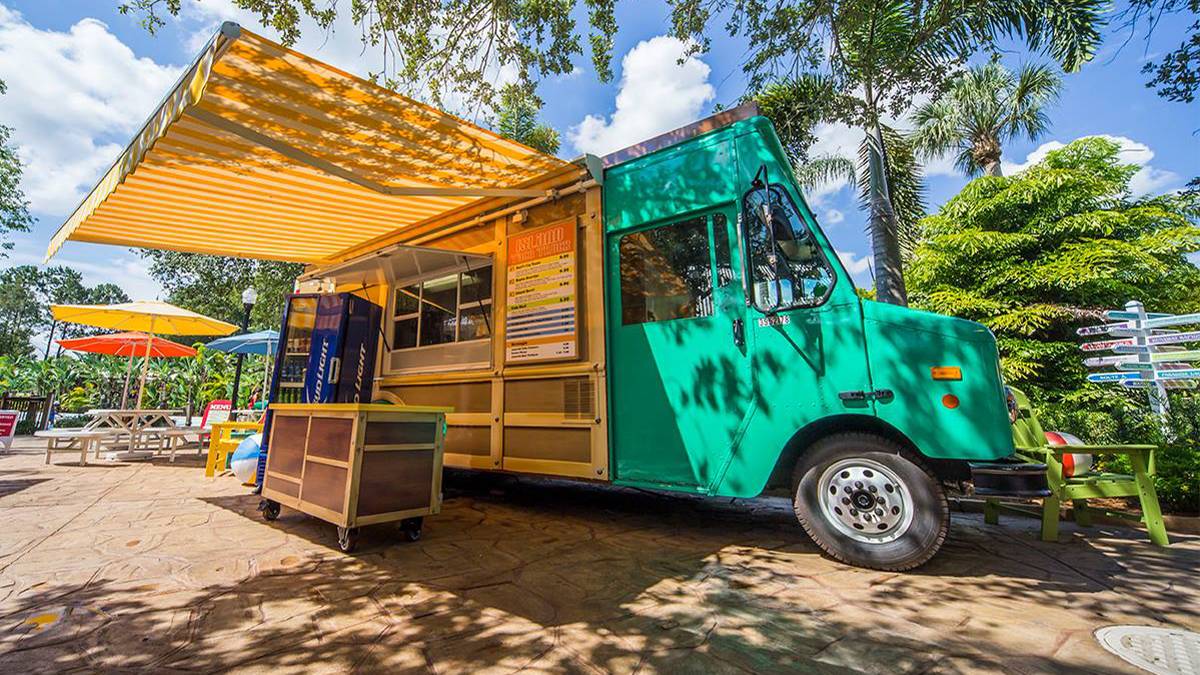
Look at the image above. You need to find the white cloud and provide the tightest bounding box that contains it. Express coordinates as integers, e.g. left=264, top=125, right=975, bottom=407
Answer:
left=836, top=249, right=872, bottom=280
left=569, top=36, right=715, bottom=156
left=822, top=209, right=845, bottom=225
left=5, top=234, right=162, bottom=301
left=0, top=5, right=182, bottom=216
left=1002, top=135, right=1181, bottom=196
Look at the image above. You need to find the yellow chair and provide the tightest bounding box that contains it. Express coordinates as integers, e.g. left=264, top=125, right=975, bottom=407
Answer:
left=205, top=421, right=263, bottom=478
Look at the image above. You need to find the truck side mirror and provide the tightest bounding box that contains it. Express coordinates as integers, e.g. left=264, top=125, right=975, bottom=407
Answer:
left=753, top=279, right=793, bottom=310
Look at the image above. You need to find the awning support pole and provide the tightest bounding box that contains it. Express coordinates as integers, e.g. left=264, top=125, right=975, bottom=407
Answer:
left=188, top=108, right=552, bottom=199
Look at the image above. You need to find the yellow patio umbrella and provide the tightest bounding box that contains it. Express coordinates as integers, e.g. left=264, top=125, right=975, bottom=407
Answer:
left=50, top=301, right=238, bottom=408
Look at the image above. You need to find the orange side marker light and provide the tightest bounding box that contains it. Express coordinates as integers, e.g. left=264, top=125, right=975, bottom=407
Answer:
left=931, top=366, right=962, bottom=381
left=942, top=394, right=960, bottom=409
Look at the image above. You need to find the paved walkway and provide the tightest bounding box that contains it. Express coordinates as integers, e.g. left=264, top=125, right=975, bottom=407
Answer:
left=0, top=437, right=1196, bottom=673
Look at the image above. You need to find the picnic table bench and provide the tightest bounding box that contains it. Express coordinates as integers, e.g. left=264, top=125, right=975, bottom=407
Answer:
left=35, top=429, right=115, bottom=466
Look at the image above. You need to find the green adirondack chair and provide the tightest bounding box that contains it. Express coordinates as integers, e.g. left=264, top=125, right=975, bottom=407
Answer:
left=984, top=387, right=1169, bottom=546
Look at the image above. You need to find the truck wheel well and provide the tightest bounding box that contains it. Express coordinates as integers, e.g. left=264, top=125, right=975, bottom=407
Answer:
left=764, top=415, right=970, bottom=491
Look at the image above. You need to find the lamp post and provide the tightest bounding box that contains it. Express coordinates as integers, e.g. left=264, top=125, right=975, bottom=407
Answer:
left=230, top=287, right=258, bottom=408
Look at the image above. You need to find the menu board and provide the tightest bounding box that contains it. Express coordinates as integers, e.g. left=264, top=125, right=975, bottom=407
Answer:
left=505, top=221, right=578, bottom=363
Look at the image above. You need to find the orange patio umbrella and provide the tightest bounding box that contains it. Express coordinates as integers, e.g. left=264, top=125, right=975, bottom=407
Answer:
left=57, top=332, right=197, bottom=409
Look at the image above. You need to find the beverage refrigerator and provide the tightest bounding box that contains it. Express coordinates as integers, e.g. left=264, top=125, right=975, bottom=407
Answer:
left=255, top=292, right=383, bottom=487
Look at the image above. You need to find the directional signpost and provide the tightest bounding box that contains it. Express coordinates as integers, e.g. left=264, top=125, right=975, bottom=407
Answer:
left=1078, top=301, right=1200, bottom=424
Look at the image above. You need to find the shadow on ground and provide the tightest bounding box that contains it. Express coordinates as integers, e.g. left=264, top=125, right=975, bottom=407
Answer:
left=3, top=467, right=1193, bottom=673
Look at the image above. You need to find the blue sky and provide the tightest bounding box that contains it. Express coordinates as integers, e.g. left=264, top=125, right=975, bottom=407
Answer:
left=0, top=0, right=1197, bottom=298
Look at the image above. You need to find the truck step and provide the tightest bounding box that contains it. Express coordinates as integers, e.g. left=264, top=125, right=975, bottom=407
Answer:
left=969, top=461, right=1051, bottom=497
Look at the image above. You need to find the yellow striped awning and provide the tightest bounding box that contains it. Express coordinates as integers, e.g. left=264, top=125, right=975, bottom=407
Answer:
left=46, top=22, right=570, bottom=264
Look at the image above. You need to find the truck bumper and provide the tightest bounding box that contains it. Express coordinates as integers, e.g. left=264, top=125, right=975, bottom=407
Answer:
left=969, top=460, right=1050, bottom=497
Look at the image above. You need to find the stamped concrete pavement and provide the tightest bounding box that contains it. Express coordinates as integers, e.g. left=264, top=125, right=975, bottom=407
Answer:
left=0, top=437, right=1196, bottom=673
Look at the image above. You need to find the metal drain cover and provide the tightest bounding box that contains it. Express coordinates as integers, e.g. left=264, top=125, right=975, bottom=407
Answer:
left=1095, top=625, right=1200, bottom=674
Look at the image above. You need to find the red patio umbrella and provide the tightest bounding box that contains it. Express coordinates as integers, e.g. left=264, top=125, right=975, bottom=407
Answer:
left=57, top=332, right=197, bottom=408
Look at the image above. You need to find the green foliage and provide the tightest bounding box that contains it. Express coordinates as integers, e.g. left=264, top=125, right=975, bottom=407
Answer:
left=752, top=79, right=926, bottom=251
left=494, top=83, right=560, bottom=155
left=0, top=80, right=33, bottom=256
left=911, top=136, right=1200, bottom=391
left=1122, top=1, right=1200, bottom=104
left=120, top=0, right=618, bottom=111
left=138, top=250, right=302, bottom=331
left=911, top=62, right=1060, bottom=176
left=722, top=0, right=1104, bottom=304
left=0, top=266, right=132, bottom=359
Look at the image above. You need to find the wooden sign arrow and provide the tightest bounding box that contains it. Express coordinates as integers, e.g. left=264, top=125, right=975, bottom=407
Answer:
left=1143, top=312, right=1200, bottom=329
left=1087, top=372, right=1141, bottom=383
left=1155, top=368, right=1200, bottom=380
left=1151, top=349, right=1200, bottom=362
left=1080, top=338, right=1135, bottom=352
left=1114, top=344, right=1187, bottom=354
left=1109, top=328, right=1178, bottom=337
left=1085, top=354, right=1136, bottom=367
left=1105, top=310, right=1171, bottom=321
left=1077, top=322, right=1131, bottom=336
left=1147, top=330, right=1200, bottom=346
left=1122, top=379, right=1198, bottom=389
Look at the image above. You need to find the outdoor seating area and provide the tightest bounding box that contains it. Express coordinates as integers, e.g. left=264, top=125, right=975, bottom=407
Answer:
left=985, top=388, right=1170, bottom=547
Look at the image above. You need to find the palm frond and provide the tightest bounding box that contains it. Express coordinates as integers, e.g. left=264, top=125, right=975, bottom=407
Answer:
left=794, top=154, right=857, bottom=190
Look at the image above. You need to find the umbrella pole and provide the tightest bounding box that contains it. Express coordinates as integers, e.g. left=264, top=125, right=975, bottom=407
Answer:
left=136, top=330, right=154, bottom=410
left=120, top=353, right=134, bottom=408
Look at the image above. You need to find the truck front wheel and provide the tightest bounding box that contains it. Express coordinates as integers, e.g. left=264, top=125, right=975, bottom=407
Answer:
left=792, top=433, right=948, bottom=571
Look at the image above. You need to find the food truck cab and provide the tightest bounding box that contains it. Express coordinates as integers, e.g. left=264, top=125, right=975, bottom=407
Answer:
left=47, top=23, right=1033, bottom=570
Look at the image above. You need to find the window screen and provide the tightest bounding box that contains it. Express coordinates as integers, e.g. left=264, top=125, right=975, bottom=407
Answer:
left=619, top=216, right=714, bottom=325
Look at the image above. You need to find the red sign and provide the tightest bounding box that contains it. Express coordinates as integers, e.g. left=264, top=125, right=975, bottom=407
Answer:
left=1080, top=338, right=1134, bottom=352
left=0, top=411, right=17, bottom=438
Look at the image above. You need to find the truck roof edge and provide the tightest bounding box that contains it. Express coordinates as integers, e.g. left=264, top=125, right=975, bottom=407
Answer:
left=600, top=101, right=761, bottom=169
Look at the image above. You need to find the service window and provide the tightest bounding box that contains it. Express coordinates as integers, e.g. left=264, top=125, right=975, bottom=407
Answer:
left=389, top=265, right=494, bottom=372
left=742, top=185, right=834, bottom=310
left=619, top=216, right=714, bottom=325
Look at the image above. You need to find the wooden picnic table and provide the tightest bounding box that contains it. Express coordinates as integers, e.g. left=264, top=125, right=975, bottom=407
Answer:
left=84, top=409, right=180, bottom=452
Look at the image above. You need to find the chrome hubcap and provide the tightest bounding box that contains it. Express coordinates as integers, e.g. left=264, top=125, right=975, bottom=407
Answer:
left=817, top=458, right=913, bottom=544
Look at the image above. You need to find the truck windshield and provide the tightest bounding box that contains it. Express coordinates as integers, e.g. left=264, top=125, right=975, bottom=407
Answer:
left=742, top=185, right=834, bottom=310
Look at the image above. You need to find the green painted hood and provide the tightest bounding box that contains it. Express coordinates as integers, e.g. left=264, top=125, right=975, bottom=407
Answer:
left=862, top=300, right=1014, bottom=461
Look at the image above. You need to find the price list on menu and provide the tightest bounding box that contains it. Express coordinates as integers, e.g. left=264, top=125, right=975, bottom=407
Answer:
left=505, top=221, right=578, bottom=363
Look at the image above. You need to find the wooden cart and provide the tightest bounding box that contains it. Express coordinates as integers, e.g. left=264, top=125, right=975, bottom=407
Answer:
left=260, top=403, right=448, bottom=551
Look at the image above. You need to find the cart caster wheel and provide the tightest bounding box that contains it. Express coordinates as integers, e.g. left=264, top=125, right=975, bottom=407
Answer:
left=399, top=517, right=423, bottom=542
left=336, top=526, right=360, bottom=553
left=260, top=499, right=281, bottom=521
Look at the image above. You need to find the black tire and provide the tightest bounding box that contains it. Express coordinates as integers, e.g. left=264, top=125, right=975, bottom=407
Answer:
left=398, top=517, right=423, bottom=542
left=336, top=526, right=359, bottom=553
left=260, top=499, right=281, bottom=521
left=792, top=432, right=948, bottom=571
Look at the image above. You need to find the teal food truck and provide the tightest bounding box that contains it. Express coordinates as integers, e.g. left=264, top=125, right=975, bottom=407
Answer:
left=49, top=24, right=1032, bottom=570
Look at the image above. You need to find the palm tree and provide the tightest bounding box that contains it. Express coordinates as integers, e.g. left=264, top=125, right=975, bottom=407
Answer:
left=911, top=63, right=1061, bottom=177
left=675, top=0, right=1104, bottom=305
left=755, top=76, right=929, bottom=262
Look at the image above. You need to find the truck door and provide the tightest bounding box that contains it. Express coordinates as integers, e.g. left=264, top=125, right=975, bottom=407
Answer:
left=713, top=176, right=876, bottom=496
left=607, top=208, right=754, bottom=491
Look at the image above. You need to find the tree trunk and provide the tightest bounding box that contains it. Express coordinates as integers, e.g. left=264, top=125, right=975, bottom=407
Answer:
left=44, top=321, right=56, bottom=359
left=974, top=135, right=1003, bottom=177
left=864, top=123, right=908, bottom=306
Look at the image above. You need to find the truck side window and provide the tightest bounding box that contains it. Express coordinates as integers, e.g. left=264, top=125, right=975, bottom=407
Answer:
left=743, top=185, right=834, bottom=309
left=619, top=216, right=714, bottom=325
